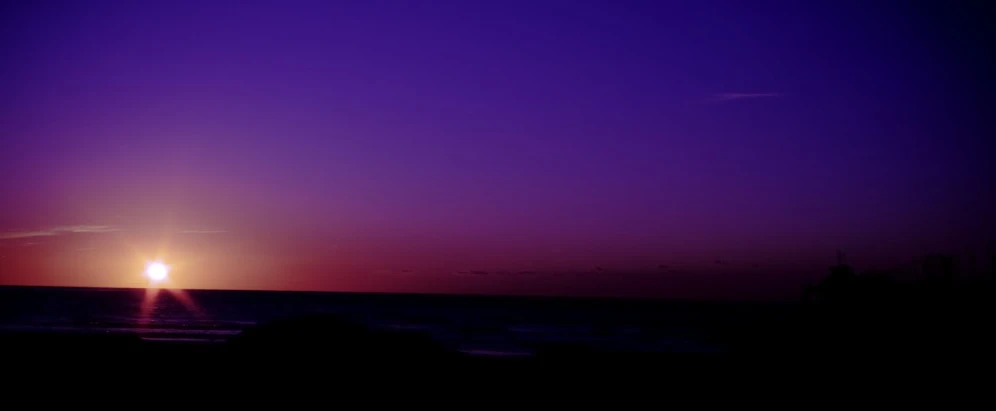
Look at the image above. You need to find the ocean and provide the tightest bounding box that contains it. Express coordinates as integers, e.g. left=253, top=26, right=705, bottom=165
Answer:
left=0, top=286, right=788, bottom=356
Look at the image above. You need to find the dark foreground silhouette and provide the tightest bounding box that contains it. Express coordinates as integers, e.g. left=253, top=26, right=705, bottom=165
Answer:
left=2, top=260, right=994, bottom=392
left=3, top=287, right=992, bottom=380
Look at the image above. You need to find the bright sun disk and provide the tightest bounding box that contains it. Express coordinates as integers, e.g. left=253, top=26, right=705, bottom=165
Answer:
left=145, top=261, right=169, bottom=282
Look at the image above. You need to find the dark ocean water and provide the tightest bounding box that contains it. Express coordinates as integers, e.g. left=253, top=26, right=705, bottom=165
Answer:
left=0, top=286, right=790, bottom=356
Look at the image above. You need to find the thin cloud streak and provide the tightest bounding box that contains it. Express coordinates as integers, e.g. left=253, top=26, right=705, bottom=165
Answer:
left=0, top=225, right=120, bottom=240
left=178, top=229, right=228, bottom=234
left=0, top=231, right=56, bottom=240
left=50, top=225, right=120, bottom=233
left=710, top=92, right=784, bottom=102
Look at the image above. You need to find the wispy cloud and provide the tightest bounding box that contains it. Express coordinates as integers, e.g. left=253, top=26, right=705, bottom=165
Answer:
left=0, top=225, right=120, bottom=240
left=710, top=92, right=784, bottom=102
left=178, top=229, right=227, bottom=234
left=0, top=231, right=57, bottom=240
left=52, top=225, right=119, bottom=233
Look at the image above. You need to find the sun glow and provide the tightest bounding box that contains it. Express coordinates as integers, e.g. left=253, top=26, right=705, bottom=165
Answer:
left=145, top=261, right=170, bottom=283
left=131, top=230, right=201, bottom=325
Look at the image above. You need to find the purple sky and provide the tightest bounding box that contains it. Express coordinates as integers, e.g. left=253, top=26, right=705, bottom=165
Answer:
left=2, top=0, right=994, bottom=298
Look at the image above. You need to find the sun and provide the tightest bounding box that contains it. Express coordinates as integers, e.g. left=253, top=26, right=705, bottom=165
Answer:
left=145, top=261, right=170, bottom=283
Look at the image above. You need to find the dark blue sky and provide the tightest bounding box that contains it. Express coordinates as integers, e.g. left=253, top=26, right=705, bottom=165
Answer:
left=2, top=0, right=993, bottom=298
